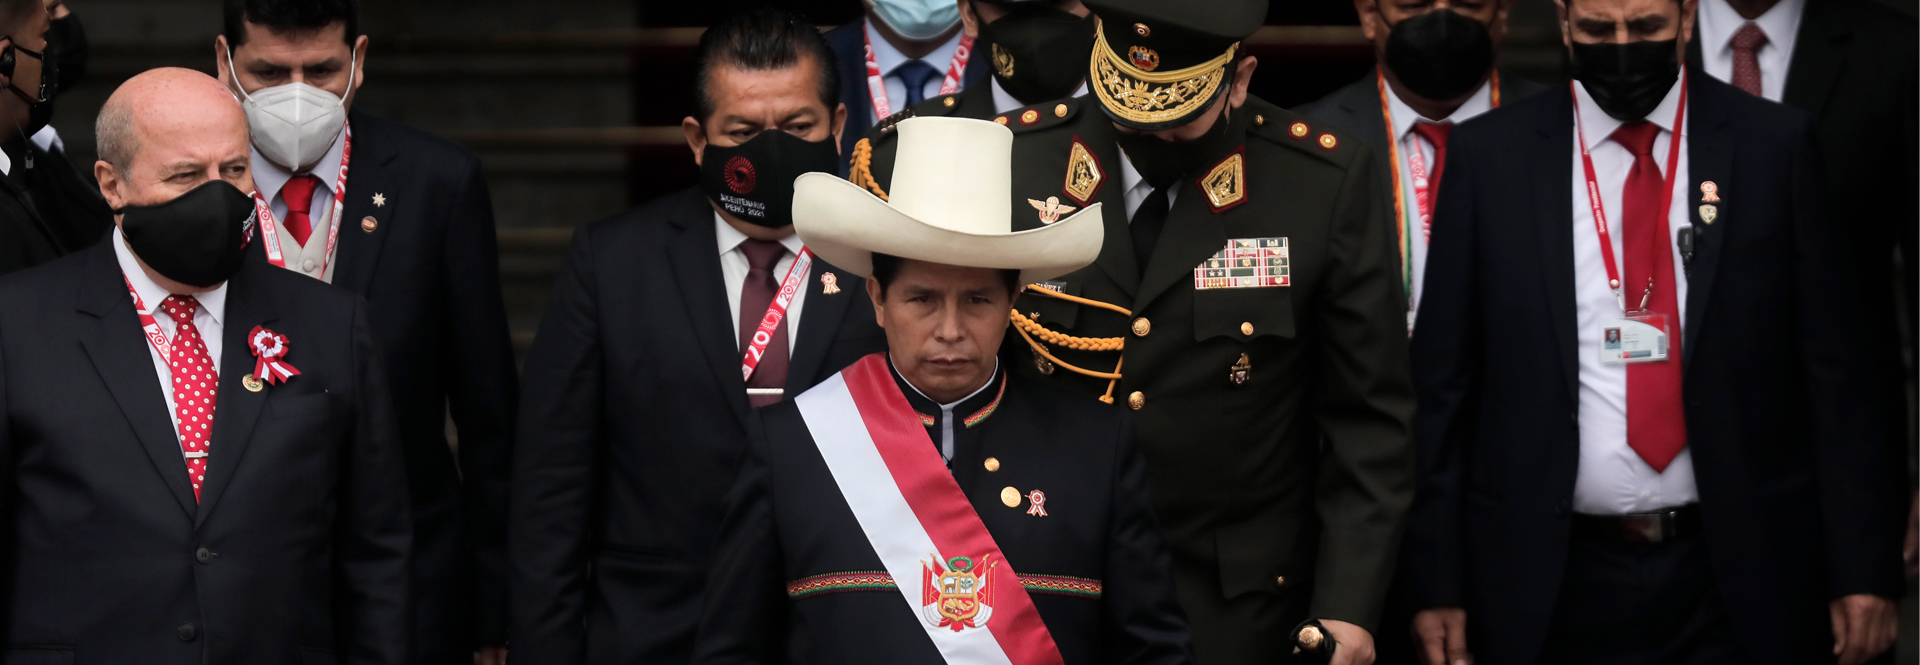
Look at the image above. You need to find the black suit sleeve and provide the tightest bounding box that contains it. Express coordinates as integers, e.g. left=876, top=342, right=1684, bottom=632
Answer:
left=1403, top=128, right=1482, bottom=611
left=508, top=227, right=606, bottom=662
left=341, top=298, right=416, bottom=664
left=692, top=410, right=788, bottom=665
left=1308, top=145, right=1418, bottom=631
left=1787, top=121, right=1907, bottom=599
left=438, top=154, right=519, bottom=646
left=1099, top=414, right=1193, bottom=665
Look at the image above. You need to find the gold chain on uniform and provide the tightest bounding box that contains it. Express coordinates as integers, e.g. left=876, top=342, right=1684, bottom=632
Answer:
left=849, top=137, right=890, bottom=200
left=1089, top=18, right=1237, bottom=126
left=1010, top=286, right=1130, bottom=403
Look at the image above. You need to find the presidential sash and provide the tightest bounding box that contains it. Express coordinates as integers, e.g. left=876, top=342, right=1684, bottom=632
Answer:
left=794, top=354, right=1065, bottom=665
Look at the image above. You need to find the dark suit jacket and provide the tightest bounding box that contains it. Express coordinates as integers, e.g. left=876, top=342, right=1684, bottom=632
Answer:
left=508, top=187, right=888, bottom=664
left=1406, top=72, right=1904, bottom=665
left=0, top=239, right=413, bottom=664
left=246, top=108, right=519, bottom=660
left=0, top=165, right=61, bottom=278
left=695, top=360, right=1190, bottom=665
left=824, top=19, right=991, bottom=163
left=1293, top=67, right=1548, bottom=212
left=1689, top=0, right=1919, bottom=457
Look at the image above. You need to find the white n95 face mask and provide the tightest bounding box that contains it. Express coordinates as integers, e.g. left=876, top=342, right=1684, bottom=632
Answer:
left=226, top=46, right=354, bottom=173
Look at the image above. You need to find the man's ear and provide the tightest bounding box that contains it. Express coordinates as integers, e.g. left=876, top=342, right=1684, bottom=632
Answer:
left=94, top=161, right=124, bottom=210
left=352, top=35, right=369, bottom=93
left=958, top=0, right=980, bottom=40
left=683, top=116, right=708, bottom=167
left=1554, top=0, right=1572, bottom=50
left=832, top=102, right=849, bottom=153
left=1228, top=56, right=1258, bottom=109
left=1354, top=0, right=1382, bottom=42
left=867, top=274, right=887, bottom=328
left=1677, top=0, right=1698, bottom=52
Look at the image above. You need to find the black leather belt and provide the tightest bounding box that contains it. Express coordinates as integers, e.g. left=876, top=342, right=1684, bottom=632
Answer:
left=1571, top=503, right=1703, bottom=543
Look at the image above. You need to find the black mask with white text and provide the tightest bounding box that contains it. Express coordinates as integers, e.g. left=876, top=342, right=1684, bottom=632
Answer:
left=118, top=180, right=256, bottom=288
left=700, top=128, right=840, bottom=228
left=1382, top=8, right=1495, bottom=102
left=977, top=4, right=1096, bottom=105
left=1570, top=39, right=1680, bottom=121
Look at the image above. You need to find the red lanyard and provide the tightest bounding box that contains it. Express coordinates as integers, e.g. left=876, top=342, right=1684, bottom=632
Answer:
left=124, top=274, right=173, bottom=360
left=255, top=121, right=353, bottom=278
left=1572, top=70, right=1687, bottom=313
left=740, top=246, right=813, bottom=381
left=1378, top=68, right=1499, bottom=308
left=862, top=28, right=972, bottom=120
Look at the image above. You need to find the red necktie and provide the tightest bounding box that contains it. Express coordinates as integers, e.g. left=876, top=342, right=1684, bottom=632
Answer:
left=1729, top=22, right=1768, bottom=97
left=738, top=239, right=791, bottom=408
left=1411, top=121, right=1453, bottom=219
left=162, top=295, right=218, bottom=502
left=281, top=175, right=322, bottom=247
left=1613, top=122, right=1687, bottom=472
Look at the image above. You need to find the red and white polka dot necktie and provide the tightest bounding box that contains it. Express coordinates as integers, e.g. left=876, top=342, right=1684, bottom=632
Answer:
left=162, top=295, right=217, bottom=502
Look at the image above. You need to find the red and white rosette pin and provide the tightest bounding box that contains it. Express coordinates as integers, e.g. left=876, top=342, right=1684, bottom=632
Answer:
left=1026, top=490, right=1048, bottom=517
left=247, top=325, right=301, bottom=385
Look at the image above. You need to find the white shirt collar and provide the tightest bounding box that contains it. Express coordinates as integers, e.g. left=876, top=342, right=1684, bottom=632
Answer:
left=894, top=355, right=1000, bottom=410
left=250, top=128, right=348, bottom=206
left=990, top=78, right=1090, bottom=115
left=1700, top=0, right=1806, bottom=62
left=864, top=17, right=963, bottom=79
left=29, top=125, right=61, bottom=154
left=0, top=146, right=14, bottom=177
left=111, top=225, right=228, bottom=327
left=713, top=211, right=805, bottom=257
left=1573, top=72, right=1687, bottom=149
left=1384, top=77, right=1496, bottom=139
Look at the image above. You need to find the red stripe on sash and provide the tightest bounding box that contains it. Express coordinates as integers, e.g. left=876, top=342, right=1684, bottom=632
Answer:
left=840, top=355, right=1065, bottom=665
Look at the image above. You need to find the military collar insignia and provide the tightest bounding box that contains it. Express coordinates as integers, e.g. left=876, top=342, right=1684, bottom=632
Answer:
left=912, top=372, right=1008, bottom=430
left=1028, top=196, right=1078, bottom=224
left=1199, top=147, right=1247, bottom=213
left=1062, top=137, right=1105, bottom=205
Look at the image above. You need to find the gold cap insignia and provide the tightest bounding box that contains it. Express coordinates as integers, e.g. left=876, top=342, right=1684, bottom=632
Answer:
left=1090, top=18, right=1237, bottom=128
left=1128, top=45, right=1160, bottom=71
left=1062, top=139, right=1104, bottom=205
left=1200, top=150, right=1247, bottom=212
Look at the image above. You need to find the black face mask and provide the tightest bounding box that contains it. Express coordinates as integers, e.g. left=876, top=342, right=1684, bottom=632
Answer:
left=1114, top=102, right=1242, bottom=189
left=0, top=39, right=56, bottom=137
left=1383, top=9, right=1495, bottom=102
left=47, top=14, right=86, bottom=97
left=977, top=4, right=1095, bottom=105
left=700, top=128, right=840, bottom=228
left=1570, top=39, right=1680, bottom=121
left=119, top=180, right=256, bottom=288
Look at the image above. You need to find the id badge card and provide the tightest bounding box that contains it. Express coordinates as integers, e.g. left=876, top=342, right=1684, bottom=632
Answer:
left=1601, top=312, right=1670, bottom=364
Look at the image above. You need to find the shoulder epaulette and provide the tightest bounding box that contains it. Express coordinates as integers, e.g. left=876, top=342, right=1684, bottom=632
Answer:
left=874, top=107, right=918, bottom=134
left=1244, top=99, right=1351, bottom=166
left=997, top=96, right=1085, bottom=134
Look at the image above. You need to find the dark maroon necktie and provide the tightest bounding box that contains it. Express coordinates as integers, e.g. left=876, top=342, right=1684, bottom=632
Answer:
left=739, top=239, right=792, bottom=407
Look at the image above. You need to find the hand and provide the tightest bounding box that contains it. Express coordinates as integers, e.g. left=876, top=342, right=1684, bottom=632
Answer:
left=1829, top=594, right=1896, bottom=665
left=1319, top=619, right=1375, bottom=665
left=1903, top=492, right=1917, bottom=579
left=1411, top=607, right=1470, bottom=665
left=474, top=645, right=508, bottom=665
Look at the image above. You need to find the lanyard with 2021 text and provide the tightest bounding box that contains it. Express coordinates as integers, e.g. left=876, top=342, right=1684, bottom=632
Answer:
left=1571, top=71, right=1687, bottom=314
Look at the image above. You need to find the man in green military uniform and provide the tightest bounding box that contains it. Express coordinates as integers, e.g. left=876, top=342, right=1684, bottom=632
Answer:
left=852, top=1, right=1413, bottom=663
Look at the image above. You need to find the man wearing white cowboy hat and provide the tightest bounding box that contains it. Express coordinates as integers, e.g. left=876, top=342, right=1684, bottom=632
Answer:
left=693, top=116, right=1191, bottom=665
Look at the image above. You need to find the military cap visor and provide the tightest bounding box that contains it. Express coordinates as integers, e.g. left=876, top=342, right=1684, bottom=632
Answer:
left=1084, top=0, right=1266, bottom=130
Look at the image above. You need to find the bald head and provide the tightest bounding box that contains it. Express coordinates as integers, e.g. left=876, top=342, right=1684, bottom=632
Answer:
left=96, top=68, right=255, bottom=214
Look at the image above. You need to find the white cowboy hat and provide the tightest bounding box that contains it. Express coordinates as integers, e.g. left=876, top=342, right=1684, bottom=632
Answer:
left=792, top=116, right=1103, bottom=285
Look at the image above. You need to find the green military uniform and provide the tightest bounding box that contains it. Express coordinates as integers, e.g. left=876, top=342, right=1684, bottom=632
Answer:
left=852, top=0, right=1414, bottom=661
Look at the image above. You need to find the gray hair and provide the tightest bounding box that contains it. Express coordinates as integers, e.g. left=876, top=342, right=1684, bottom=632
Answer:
left=94, top=98, right=138, bottom=176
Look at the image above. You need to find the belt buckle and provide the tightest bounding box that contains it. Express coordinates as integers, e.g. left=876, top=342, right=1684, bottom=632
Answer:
left=1620, top=514, right=1665, bottom=543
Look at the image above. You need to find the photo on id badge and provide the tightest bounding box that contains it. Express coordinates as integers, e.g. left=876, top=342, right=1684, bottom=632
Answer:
left=1602, top=314, right=1669, bottom=364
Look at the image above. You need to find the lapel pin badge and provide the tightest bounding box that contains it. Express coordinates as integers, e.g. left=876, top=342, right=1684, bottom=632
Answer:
left=372, top=193, right=388, bottom=207
left=1027, top=196, right=1076, bottom=224
left=1026, top=490, right=1048, bottom=517
left=241, top=374, right=265, bottom=392
left=821, top=272, right=841, bottom=295
left=1699, top=204, right=1718, bottom=225
left=361, top=216, right=378, bottom=233
left=1700, top=181, right=1720, bottom=203
left=1231, top=353, right=1252, bottom=385
left=247, top=326, right=301, bottom=387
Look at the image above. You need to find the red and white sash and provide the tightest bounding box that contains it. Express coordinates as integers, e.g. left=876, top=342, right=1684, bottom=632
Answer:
left=794, top=354, right=1064, bottom=665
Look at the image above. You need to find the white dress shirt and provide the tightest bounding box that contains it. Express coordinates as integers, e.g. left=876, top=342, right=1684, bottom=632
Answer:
left=250, top=130, right=348, bottom=282
left=113, top=226, right=229, bottom=449
left=863, top=18, right=966, bottom=124
left=29, top=125, right=61, bottom=154
left=1117, top=148, right=1179, bottom=221
left=716, top=213, right=809, bottom=349
left=1387, top=80, right=1495, bottom=328
left=1698, top=0, right=1806, bottom=102
left=989, top=78, right=1090, bottom=115
left=1569, top=79, right=1699, bottom=515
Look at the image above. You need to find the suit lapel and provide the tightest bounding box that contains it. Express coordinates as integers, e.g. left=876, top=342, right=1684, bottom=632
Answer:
left=1337, top=75, right=1396, bottom=199
left=195, top=265, right=281, bottom=527
left=1532, top=89, right=1582, bottom=401
left=667, top=197, right=752, bottom=424
left=1782, top=1, right=1848, bottom=119
left=331, top=112, right=399, bottom=295
left=74, top=243, right=198, bottom=518
left=788, top=258, right=857, bottom=390
left=1682, top=78, right=1734, bottom=373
